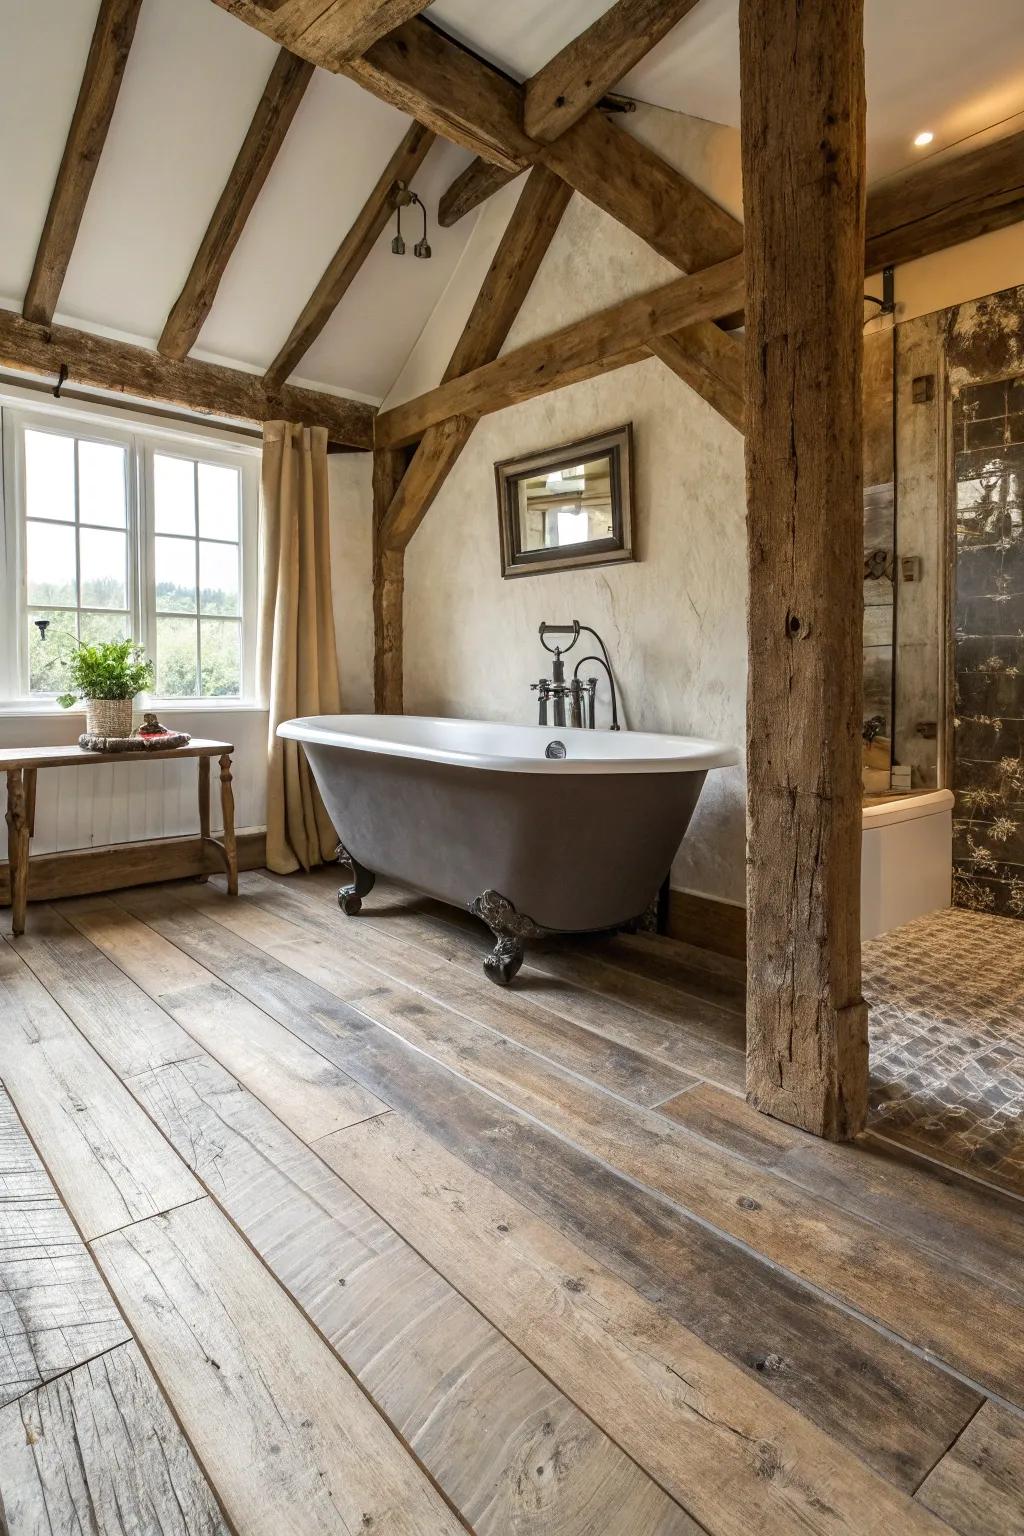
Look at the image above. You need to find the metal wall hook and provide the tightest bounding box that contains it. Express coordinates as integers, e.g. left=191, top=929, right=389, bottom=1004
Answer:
left=53, top=362, right=69, bottom=398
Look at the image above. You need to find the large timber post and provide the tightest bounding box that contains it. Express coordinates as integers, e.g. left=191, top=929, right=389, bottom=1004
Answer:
left=740, top=0, right=870, bottom=1138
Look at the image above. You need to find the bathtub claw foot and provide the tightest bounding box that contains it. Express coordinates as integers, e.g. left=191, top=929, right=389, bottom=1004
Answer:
left=336, top=845, right=375, bottom=916
left=484, top=937, right=524, bottom=987
left=471, top=889, right=546, bottom=986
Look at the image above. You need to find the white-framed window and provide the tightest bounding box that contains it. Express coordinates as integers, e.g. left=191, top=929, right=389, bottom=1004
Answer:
left=0, top=399, right=259, bottom=707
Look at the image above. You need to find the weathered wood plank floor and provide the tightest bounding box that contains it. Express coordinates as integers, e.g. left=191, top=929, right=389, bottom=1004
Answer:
left=1, top=869, right=1022, bottom=1536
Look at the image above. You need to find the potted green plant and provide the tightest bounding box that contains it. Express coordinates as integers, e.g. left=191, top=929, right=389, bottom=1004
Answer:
left=57, top=639, right=155, bottom=738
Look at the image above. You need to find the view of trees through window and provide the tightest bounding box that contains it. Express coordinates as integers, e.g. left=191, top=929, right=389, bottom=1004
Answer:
left=22, top=426, right=245, bottom=700
left=153, top=452, right=242, bottom=699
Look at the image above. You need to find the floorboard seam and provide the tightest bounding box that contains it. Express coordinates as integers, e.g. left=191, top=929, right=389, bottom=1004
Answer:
left=88, top=1192, right=209, bottom=1244
left=910, top=1397, right=989, bottom=1497
left=0, top=1338, right=135, bottom=1413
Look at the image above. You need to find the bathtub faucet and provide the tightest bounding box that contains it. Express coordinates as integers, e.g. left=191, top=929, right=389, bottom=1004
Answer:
left=533, top=621, right=621, bottom=730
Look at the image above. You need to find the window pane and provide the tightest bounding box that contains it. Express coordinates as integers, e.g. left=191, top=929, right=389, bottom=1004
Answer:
left=28, top=608, right=77, bottom=693
left=80, top=610, right=130, bottom=646
left=156, top=616, right=198, bottom=697
left=154, top=454, right=196, bottom=535
left=25, top=430, right=75, bottom=522
left=79, top=526, right=127, bottom=609
left=199, top=540, right=239, bottom=615
left=78, top=440, right=127, bottom=527
left=200, top=619, right=240, bottom=697
left=27, top=520, right=76, bottom=605
left=155, top=535, right=197, bottom=612
left=198, top=462, right=239, bottom=541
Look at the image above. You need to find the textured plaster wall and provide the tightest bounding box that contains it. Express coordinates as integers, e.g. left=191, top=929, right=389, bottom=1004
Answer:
left=397, top=107, right=748, bottom=902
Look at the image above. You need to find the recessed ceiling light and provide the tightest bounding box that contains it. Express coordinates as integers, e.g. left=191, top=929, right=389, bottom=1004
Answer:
left=913, top=130, right=934, bottom=147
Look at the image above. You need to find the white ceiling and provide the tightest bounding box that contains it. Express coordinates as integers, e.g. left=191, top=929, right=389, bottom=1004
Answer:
left=2, top=0, right=1022, bottom=407
left=433, top=0, right=1024, bottom=181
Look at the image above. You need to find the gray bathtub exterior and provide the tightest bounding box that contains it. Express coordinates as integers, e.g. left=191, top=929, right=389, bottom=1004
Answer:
left=302, top=738, right=707, bottom=935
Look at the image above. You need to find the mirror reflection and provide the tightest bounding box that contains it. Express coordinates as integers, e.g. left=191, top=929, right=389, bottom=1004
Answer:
left=516, top=457, right=614, bottom=551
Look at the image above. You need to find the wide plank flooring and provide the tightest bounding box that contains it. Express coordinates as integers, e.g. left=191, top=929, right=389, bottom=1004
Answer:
left=1, top=867, right=1022, bottom=1536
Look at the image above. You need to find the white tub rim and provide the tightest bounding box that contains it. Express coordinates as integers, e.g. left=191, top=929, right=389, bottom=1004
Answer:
left=277, top=713, right=739, bottom=775
left=862, top=789, right=954, bottom=829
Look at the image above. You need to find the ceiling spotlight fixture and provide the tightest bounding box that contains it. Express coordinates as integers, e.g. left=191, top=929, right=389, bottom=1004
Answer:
left=391, top=181, right=431, bottom=259
left=913, top=130, right=934, bottom=147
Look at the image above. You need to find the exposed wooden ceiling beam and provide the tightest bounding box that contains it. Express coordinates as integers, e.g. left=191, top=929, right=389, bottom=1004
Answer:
left=215, top=3, right=533, bottom=169
left=0, top=308, right=374, bottom=448
left=158, top=49, right=314, bottom=362
left=380, top=166, right=574, bottom=550
left=865, top=127, right=1024, bottom=272
left=524, top=0, right=702, bottom=143
left=543, top=111, right=743, bottom=272
left=650, top=323, right=744, bottom=432
left=438, top=160, right=519, bottom=228
left=264, top=121, right=434, bottom=388
left=374, top=252, right=745, bottom=448
left=23, top=0, right=143, bottom=326
left=217, top=0, right=435, bottom=62
left=213, top=1, right=743, bottom=430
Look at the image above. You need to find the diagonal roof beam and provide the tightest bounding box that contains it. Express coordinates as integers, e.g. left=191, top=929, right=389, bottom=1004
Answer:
left=374, top=252, right=746, bottom=448
left=158, top=48, right=314, bottom=361
left=525, top=0, right=703, bottom=143
left=264, top=120, right=434, bottom=387
left=24, top=0, right=144, bottom=326
left=217, top=0, right=435, bottom=62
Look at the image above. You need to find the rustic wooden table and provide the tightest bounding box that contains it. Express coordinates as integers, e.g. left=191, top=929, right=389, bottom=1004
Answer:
left=2, top=738, right=237, bottom=935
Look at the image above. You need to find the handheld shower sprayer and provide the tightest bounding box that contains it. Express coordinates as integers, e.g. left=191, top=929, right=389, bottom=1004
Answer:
left=532, top=620, right=622, bottom=730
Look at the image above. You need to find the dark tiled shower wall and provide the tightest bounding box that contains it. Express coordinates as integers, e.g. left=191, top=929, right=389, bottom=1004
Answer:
left=953, top=376, right=1024, bottom=918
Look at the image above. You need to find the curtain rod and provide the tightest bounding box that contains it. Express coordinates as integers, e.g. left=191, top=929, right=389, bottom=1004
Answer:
left=0, top=368, right=263, bottom=443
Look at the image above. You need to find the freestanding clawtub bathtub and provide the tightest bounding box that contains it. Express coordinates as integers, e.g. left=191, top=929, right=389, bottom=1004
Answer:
left=278, top=714, right=738, bottom=984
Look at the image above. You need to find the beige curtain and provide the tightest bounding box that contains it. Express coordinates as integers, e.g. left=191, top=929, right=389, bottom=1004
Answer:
left=259, top=422, right=342, bottom=874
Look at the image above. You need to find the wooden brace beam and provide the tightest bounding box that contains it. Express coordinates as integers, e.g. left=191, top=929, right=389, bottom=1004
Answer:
left=159, top=49, right=314, bottom=361
left=0, top=308, right=375, bottom=448
left=23, top=0, right=143, bottom=326
left=374, top=253, right=745, bottom=448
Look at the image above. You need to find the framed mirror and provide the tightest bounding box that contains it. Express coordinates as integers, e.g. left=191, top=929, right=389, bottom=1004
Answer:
left=494, top=424, right=633, bottom=578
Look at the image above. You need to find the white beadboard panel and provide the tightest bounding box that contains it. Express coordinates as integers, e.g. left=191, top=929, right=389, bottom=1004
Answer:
left=0, top=709, right=268, bottom=860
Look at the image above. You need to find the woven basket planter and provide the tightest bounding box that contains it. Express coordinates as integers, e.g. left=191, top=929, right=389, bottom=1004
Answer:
left=85, top=697, right=134, bottom=737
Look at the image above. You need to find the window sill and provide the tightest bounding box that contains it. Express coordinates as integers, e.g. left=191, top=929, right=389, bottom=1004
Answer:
left=0, top=699, right=268, bottom=718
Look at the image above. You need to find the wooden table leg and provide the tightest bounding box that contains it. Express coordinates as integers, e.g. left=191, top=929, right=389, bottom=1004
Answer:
left=219, top=752, right=238, bottom=896
left=24, top=768, right=37, bottom=838
left=6, top=769, right=30, bottom=936
left=196, top=755, right=211, bottom=883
